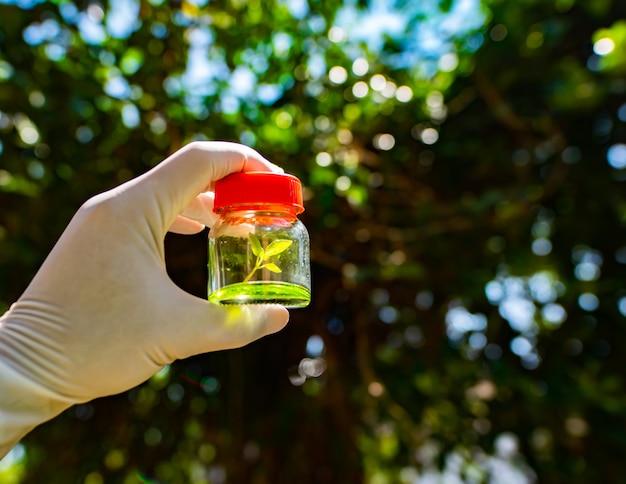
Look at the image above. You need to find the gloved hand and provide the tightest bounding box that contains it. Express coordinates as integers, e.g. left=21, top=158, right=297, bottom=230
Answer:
left=0, top=141, right=290, bottom=457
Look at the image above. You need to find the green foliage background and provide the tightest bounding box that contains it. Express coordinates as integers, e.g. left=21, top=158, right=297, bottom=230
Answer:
left=1, top=0, right=626, bottom=482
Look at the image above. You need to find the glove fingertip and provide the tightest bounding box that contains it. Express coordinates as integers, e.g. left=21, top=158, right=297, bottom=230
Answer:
left=261, top=305, right=290, bottom=335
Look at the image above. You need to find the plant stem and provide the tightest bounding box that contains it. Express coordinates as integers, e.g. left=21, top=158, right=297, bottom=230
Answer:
left=242, top=257, right=263, bottom=283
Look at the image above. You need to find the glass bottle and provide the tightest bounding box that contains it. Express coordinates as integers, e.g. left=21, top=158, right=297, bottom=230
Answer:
left=208, top=171, right=311, bottom=308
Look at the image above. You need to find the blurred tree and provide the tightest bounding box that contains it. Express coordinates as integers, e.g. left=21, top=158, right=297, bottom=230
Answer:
left=1, top=0, right=626, bottom=482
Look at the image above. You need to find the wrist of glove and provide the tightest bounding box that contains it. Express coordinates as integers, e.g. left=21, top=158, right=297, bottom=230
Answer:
left=0, top=354, right=71, bottom=457
left=0, top=141, right=290, bottom=457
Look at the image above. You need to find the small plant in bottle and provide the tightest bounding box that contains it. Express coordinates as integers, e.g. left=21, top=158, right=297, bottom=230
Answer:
left=243, top=234, right=292, bottom=283
left=207, top=172, right=311, bottom=308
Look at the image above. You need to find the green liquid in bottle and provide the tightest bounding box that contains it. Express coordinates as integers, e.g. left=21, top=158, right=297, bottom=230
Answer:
left=208, top=281, right=310, bottom=308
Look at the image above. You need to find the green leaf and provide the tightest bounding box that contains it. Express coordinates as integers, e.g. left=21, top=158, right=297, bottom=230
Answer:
left=263, top=239, right=293, bottom=258
left=263, top=263, right=282, bottom=273
left=249, top=233, right=264, bottom=257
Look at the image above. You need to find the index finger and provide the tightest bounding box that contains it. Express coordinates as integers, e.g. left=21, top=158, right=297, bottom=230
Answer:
left=158, top=140, right=282, bottom=195
left=129, top=141, right=283, bottom=233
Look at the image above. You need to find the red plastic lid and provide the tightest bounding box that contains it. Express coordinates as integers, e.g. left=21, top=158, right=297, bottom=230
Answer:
left=213, top=171, right=304, bottom=214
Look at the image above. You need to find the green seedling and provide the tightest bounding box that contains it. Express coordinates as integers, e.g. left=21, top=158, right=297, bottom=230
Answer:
left=243, top=233, right=293, bottom=283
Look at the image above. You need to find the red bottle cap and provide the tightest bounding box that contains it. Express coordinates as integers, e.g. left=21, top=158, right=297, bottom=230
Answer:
left=213, top=171, right=304, bottom=214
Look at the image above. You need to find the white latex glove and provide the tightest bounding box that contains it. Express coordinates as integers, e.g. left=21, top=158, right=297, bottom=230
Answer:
left=0, top=141, right=290, bottom=457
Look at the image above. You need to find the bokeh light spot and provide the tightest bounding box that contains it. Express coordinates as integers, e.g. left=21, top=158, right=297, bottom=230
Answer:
left=299, top=357, right=326, bottom=378
left=420, top=128, right=439, bottom=145
left=593, top=37, right=615, bottom=56
left=329, top=65, right=348, bottom=84
left=29, top=91, right=45, bottom=107
left=565, top=416, right=589, bottom=437
left=607, top=143, right=626, bottom=169
left=532, top=238, right=552, bottom=256
left=469, top=332, right=487, bottom=350
left=275, top=111, right=293, bottom=128
left=415, top=290, right=434, bottom=309
left=485, top=344, right=503, bottom=360
left=373, top=133, right=395, bottom=150
left=574, top=262, right=600, bottom=281
left=352, top=81, right=369, bottom=98
left=144, top=427, right=162, bottom=446
left=328, top=26, right=346, bottom=42
left=510, top=336, right=533, bottom=357
left=104, top=449, right=125, bottom=470
left=395, top=85, right=413, bottom=102
left=306, top=335, right=325, bottom=357
left=167, top=383, right=185, bottom=402
left=352, top=58, right=369, bottom=76
left=526, top=31, right=544, bottom=49
left=541, top=303, right=566, bottom=327
left=490, top=24, right=508, bottom=41
left=578, top=293, right=599, bottom=311
left=379, top=305, right=399, bottom=324
left=369, top=74, right=386, bottom=91
left=335, top=175, right=351, bottom=191
left=368, top=381, right=384, bottom=397
left=315, top=151, right=332, bottom=167
left=76, top=126, right=94, bottom=143
left=201, top=376, right=220, bottom=395
left=617, top=296, right=626, bottom=316
left=438, top=52, right=458, bottom=72
left=0, top=61, right=14, bottom=81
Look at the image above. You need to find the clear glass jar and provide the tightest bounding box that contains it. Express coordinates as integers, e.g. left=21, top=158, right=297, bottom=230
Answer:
left=208, top=171, right=311, bottom=308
